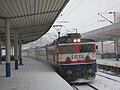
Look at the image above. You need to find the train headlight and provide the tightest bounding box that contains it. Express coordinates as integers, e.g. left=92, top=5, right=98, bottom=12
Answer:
left=73, top=39, right=81, bottom=42
left=77, top=39, right=81, bottom=42
left=73, top=39, right=77, bottom=42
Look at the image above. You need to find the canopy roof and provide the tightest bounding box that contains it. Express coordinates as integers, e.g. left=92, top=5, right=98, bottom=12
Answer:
left=0, top=0, right=69, bottom=45
left=82, top=22, right=120, bottom=42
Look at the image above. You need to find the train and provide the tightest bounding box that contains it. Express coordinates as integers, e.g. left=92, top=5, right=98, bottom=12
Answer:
left=27, top=33, right=97, bottom=82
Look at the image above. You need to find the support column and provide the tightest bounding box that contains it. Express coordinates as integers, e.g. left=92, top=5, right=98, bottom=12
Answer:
left=5, top=18, right=11, bottom=77
left=115, top=37, right=119, bottom=61
left=101, top=41, right=104, bottom=59
left=14, top=30, right=18, bottom=69
left=0, top=37, right=2, bottom=64
left=11, top=46, right=13, bottom=56
left=114, top=40, right=116, bottom=54
left=19, top=36, right=23, bottom=65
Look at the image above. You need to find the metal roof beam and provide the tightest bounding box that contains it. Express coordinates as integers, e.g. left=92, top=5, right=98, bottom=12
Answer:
left=10, top=10, right=59, bottom=19
left=0, top=27, right=5, bottom=29
left=22, top=39, right=36, bottom=44
left=12, top=23, right=51, bottom=30
left=22, top=36, right=39, bottom=40
left=21, top=32, right=44, bottom=38
left=0, top=16, right=7, bottom=19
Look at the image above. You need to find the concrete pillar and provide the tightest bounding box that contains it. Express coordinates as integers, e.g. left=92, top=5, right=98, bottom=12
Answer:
left=11, top=46, right=13, bottom=56
left=0, top=37, right=2, bottom=64
left=101, top=41, right=104, bottom=59
left=114, top=40, right=116, bottom=54
left=14, top=30, right=18, bottom=69
left=19, top=36, right=23, bottom=65
left=5, top=18, right=11, bottom=77
left=115, top=37, right=119, bottom=61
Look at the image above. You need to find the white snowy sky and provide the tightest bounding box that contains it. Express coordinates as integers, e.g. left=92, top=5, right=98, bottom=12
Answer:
left=27, top=0, right=120, bottom=47
left=50, top=0, right=120, bottom=34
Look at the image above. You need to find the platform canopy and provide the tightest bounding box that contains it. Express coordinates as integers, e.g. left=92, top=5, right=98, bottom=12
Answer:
left=0, top=0, right=69, bottom=44
left=82, top=22, right=120, bottom=42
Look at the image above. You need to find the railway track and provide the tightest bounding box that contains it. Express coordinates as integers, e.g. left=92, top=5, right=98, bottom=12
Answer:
left=97, top=69, right=120, bottom=77
left=68, top=71, right=120, bottom=90
left=96, top=73, right=120, bottom=83
left=70, top=82, right=99, bottom=90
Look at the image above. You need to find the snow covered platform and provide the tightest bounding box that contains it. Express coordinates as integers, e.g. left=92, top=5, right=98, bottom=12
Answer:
left=0, top=57, right=73, bottom=90
left=97, top=58, right=120, bottom=68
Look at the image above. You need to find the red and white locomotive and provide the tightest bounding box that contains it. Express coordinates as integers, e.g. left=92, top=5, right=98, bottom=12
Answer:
left=29, top=33, right=97, bottom=82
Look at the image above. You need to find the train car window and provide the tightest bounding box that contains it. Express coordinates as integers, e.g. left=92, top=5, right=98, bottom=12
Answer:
left=80, top=44, right=94, bottom=53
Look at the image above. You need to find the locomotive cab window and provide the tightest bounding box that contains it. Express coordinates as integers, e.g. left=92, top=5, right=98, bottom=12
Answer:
left=60, top=45, right=76, bottom=54
left=80, top=44, right=94, bottom=53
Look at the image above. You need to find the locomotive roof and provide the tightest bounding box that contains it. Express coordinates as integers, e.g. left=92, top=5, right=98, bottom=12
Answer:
left=63, top=33, right=81, bottom=38
left=59, top=33, right=95, bottom=43
left=47, top=33, right=95, bottom=46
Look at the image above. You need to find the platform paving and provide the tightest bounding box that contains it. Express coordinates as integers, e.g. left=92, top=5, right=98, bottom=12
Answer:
left=0, top=57, right=73, bottom=90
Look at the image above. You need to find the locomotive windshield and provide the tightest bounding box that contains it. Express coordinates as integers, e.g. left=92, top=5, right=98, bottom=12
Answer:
left=58, top=44, right=95, bottom=54
left=60, top=45, right=76, bottom=54
left=80, top=44, right=94, bottom=53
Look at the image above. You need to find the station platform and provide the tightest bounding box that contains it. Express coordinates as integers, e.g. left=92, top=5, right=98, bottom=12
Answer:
left=97, top=58, right=120, bottom=68
left=0, top=57, right=73, bottom=90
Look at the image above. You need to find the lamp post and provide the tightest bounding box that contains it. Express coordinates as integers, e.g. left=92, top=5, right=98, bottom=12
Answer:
left=108, top=12, right=119, bottom=60
left=98, top=12, right=115, bottom=59
left=53, top=25, right=63, bottom=38
left=108, top=12, right=116, bottom=23
left=98, top=12, right=119, bottom=60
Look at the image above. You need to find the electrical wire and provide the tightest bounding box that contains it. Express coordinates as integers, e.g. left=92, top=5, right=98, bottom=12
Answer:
left=68, top=1, right=120, bottom=31
left=61, top=0, right=84, bottom=21
left=56, top=0, right=120, bottom=35
left=62, top=0, right=77, bottom=15
left=105, top=2, right=120, bottom=12
left=73, top=15, right=98, bottom=28
left=56, top=0, right=77, bottom=21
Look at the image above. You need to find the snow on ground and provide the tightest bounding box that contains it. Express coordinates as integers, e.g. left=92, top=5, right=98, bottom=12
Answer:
left=97, top=58, right=120, bottom=67
left=71, top=71, right=120, bottom=90
left=91, top=71, right=120, bottom=90
left=75, top=85, right=94, bottom=90
left=1, top=57, right=120, bottom=90
left=0, top=57, right=73, bottom=90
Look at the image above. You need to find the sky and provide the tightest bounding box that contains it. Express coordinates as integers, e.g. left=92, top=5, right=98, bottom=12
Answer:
left=27, top=0, right=120, bottom=47
left=52, top=0, right=120, bottom=34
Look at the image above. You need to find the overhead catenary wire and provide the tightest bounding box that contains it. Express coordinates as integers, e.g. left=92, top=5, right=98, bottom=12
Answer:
left=54, top=0, right=120, bottom=36
left=61, top=0, right=77, bottom=15
left=60, top=0, right=84, bottom=21
left=67, top=15, right=113, bottom=34
left=73, top=15, right=98, bottom=28
left=56, top=0, right=77, bottom=21
left=68, top=1, right=120, bottom=32
left=105, top=2, right=120, bottom=12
